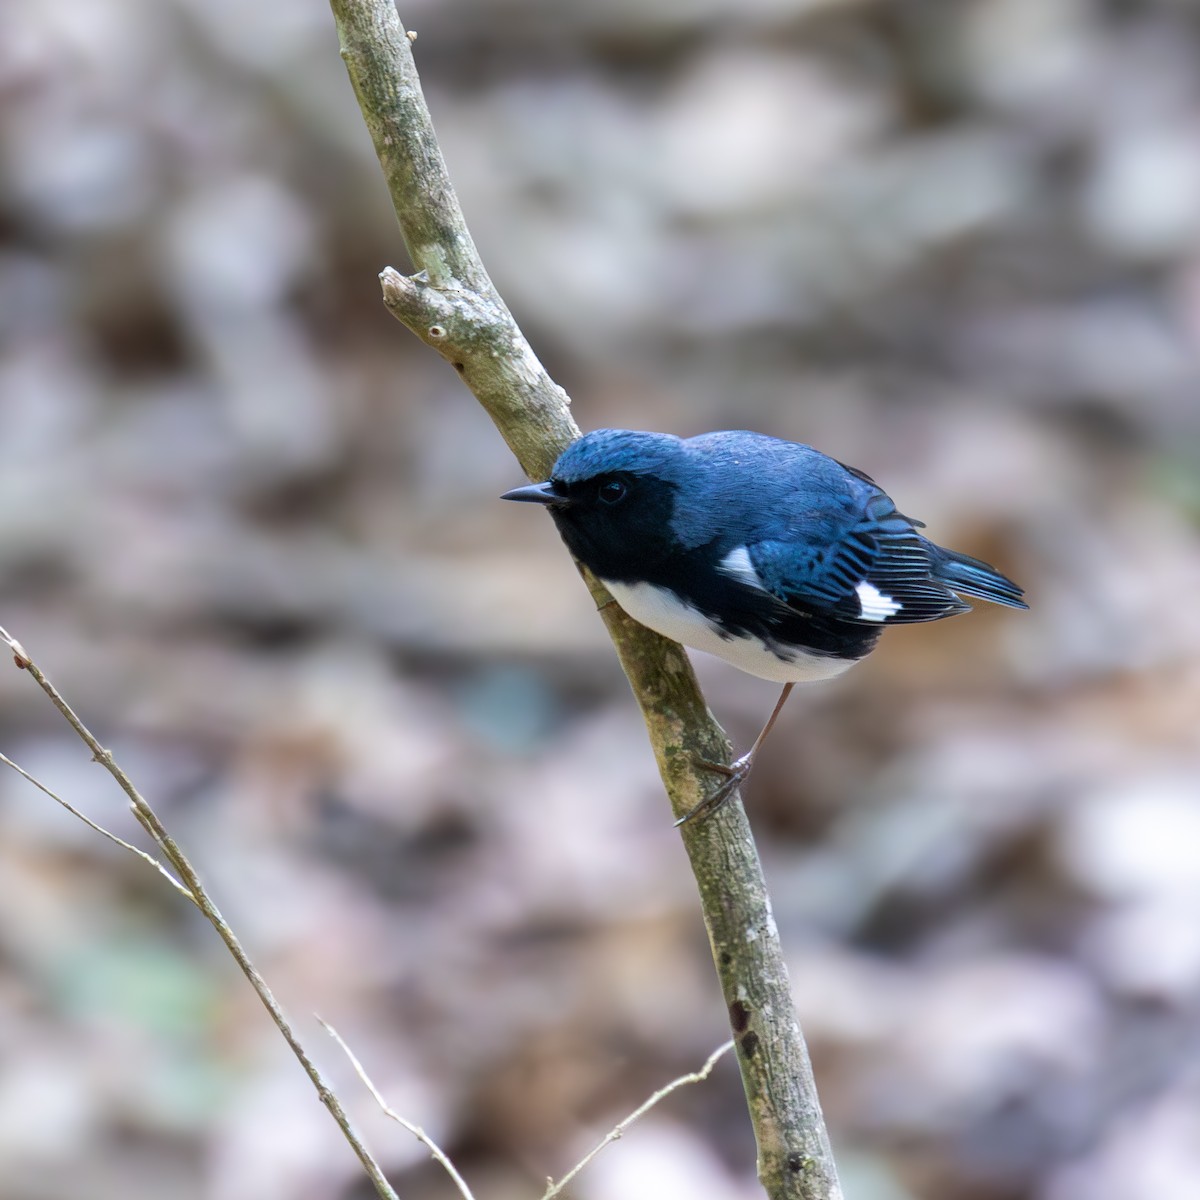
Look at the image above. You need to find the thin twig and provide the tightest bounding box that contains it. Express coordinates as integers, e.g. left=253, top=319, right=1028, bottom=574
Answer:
left=0, top=626, right=400, bottom=1200
left=319, top=1017, right=477, bottom=1200
left=542, top=1040, right=735, bottom=1200
left=0, top=750, right=195, bottom=903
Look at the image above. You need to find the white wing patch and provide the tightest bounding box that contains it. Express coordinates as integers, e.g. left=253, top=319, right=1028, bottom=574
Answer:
left=855, top=580, right=902, bottom=621
left=718, top=545, right=764, bottom=589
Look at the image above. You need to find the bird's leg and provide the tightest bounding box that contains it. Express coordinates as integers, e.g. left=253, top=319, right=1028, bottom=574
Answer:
left=677, top=683, right=794, bottom=826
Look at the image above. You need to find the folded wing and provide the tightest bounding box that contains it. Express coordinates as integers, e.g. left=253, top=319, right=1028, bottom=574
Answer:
left=741, top=494, right=1003, bottom=626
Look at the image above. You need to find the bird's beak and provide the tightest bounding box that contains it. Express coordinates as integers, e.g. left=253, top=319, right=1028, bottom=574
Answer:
left=500, top=481, right=571, bottom=506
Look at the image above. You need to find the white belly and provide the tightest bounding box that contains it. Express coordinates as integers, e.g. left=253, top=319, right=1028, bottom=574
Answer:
left=603, top=579, right=857, bottom=684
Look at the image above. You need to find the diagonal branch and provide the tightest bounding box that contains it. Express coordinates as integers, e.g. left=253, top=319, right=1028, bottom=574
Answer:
left=542, top=1040, right=735, bottom=1200
left=0, top=626, right=400, bottom=1200
left=320, top=1019, right=477, bottom=1200
left=0, top=749, right=195, bottom=903
left=329, top=5, right=842, bottom=1197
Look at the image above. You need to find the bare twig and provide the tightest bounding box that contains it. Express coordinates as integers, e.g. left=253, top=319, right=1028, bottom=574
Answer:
left=320, top=1017, right=732, bottom=1200
left=0, top=626, right=400, bottom=1200
left=319, top=1018, right=477, bottom=1200
left=328, top=5, right=842, bottom=1197
left=0, top=750, right=195, bottom=903
left=542, top=1040, right=735, bottom=1200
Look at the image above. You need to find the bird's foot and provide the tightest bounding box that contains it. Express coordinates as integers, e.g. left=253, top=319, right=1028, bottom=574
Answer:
left=675, top=753, right=753, bottom=827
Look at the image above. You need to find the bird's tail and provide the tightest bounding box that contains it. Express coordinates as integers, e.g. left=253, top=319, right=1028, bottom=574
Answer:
left=929, top=544, right=1028, bottom=609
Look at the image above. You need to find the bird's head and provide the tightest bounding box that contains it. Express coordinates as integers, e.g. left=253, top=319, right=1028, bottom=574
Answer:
left=501, top=429, right=687, bottom=580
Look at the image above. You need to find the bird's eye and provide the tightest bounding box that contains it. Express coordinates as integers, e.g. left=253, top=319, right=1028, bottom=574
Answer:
left=598, top=479, right=626, bottom=504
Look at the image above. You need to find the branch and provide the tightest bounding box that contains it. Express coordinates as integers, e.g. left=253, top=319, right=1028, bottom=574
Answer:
left=0, top=749, right=195, bottom=903
left=320, top=1019, right=476, bottom=1200
left=542, top=1040, right=735, bottom=1200
left=329, top=6, right=843, bottom=1197
left=0, top=627, right=400, bottom=1200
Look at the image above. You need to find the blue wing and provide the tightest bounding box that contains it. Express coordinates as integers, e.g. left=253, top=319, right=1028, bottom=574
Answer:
left=683, top=432, right=1026, bottom=626
left=744, top=493, right=973, bottom=626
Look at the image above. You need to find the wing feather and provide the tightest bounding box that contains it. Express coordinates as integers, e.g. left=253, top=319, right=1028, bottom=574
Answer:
left=746, top=495, right=969, bottom=626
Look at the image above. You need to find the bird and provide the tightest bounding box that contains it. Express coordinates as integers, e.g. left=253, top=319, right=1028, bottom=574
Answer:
left=502, top=428, right=1027, bottom=822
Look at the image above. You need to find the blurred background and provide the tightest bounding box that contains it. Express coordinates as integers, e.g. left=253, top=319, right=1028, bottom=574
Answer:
left=1, top=0, right=1199, bottom=1198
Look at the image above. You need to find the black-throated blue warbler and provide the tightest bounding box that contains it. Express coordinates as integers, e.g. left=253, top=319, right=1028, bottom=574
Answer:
left=503, top=429, right=1027, bottom=821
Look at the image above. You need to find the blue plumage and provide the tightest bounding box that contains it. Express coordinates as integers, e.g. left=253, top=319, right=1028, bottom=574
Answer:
left=503, top=428, right=1027, bottom=819
left=531, top=428, right=1024, bottom=646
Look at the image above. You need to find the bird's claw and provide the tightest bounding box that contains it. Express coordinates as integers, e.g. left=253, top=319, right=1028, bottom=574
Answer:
left=675, top=754, right=752, bottom=826
left=692, top=755, right=742, bottom=779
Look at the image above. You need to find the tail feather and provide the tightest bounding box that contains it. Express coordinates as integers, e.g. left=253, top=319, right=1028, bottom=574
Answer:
left=929, top=545, right=1028, bottom=610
